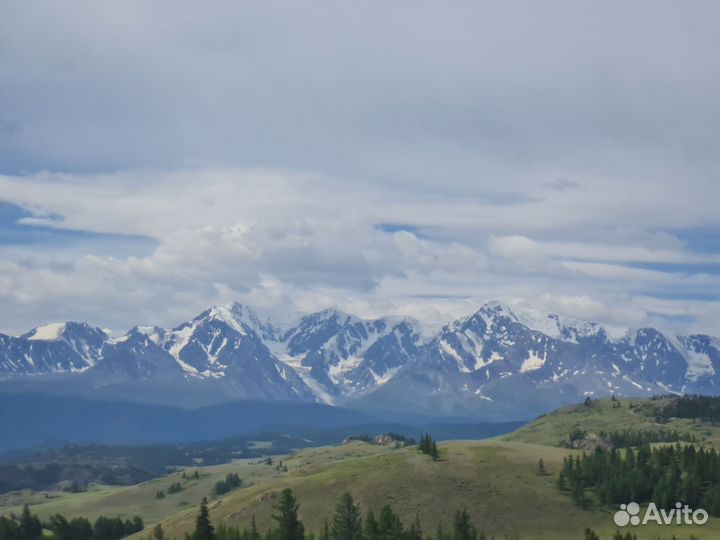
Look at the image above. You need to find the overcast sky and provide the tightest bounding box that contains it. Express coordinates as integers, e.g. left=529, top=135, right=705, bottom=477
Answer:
left=1, top=0, right=720, bottom=335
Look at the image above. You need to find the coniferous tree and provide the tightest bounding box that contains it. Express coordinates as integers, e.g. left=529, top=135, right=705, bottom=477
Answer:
left=330, top=492, right=362, bottom=540
left=364, top=511, right=379, bottom=540
left=408, top=513, right=422, bottom=540
left=272, top=488, right=304, bottom=540
left=378, top=505, right=403, bottom=540
left=69, top=517, right=93, bottom=540
left=320, top=518, right=330, bottom=540
left=47, top=514, right=71, bottom=540
left=19, top=504, right=42, bottom=540
left=194, top=498, right=216, bottom=540
left=0, top=516, right=21, bottom=540
left=431, top=441, right=440, bottom=460
left=250, top=515, right=261, bottom=540
left=152, top=523, right=166, bottom=540
left=452, top=510, right=475, bottom=540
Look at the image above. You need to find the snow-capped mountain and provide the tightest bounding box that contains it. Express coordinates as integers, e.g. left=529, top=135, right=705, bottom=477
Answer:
left=0, top=322, right=107, bottom=375
left=2, top=301, right=720, bottom=419
left=278, top=309, right=423, bottom=401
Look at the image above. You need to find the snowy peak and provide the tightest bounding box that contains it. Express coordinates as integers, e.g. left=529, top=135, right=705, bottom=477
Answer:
left=284, top=308, right=360, bottom=356
left=24, top=322, right=67, bottom=341
left=198, top=302, right=282, bottom=342
left=516, top=310, right=605, bottom=344
left=0, top=322, right=107, bottom=376
left=453, top=301, right=521, bottom=335
left=4, top=301, right=720, bottom=418
left=476, top=301, right=520, bottom=323
left=22, top=321, right=107, bottom=343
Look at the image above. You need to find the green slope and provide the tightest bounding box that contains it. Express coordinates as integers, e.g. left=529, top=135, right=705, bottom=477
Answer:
left=137, top=440, right=607, bottom=540
left=505, top=396, right=720, bottom=447
left=5, top=397, right=720, bottom=539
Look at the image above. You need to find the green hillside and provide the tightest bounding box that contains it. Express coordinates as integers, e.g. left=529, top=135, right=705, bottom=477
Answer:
left=139, top=436, right=720, bottom=540
left=130, top=440, right=606, bottom=540
left=4, top=396, right=720, bottom=539
left=505, top=396, right=720, bottom=447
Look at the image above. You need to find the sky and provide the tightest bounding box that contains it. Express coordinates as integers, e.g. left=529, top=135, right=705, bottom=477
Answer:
left=1, top=0, right=720, bottom=335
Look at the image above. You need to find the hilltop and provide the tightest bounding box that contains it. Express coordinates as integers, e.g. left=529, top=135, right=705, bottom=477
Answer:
left=505, top=395, right=720, bottom=447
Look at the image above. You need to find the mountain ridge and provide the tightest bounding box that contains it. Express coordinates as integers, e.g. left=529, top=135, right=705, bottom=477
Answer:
left=1, top=301, right=719, bottom=419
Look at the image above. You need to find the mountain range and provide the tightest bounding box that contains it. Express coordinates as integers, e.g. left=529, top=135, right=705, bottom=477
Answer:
left=1, top=301, right=719, bottom=419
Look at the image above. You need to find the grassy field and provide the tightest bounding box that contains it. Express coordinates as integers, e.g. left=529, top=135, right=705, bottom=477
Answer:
left=0, top=458, right=287, bottom=525
left=142, top=440, right=720, bottom=540
left=4, top=397, right=720, bottom=539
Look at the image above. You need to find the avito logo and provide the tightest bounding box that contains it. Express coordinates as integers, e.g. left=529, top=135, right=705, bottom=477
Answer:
left=614, top=502, right=709, bottom=527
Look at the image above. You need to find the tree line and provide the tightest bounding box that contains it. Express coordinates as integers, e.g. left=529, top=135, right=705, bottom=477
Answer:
left=566, top=427, right=697, bottom=448
left=0, top=504, right=143, bottom=540
left=184, top=489, right=483, bottom=540
left=558, top=442, right=720, bottom=513
left=654, top=395, right=720, bottom=423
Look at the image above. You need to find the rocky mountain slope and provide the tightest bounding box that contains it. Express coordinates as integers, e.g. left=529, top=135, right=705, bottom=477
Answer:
left=1, top=301, right=719, bottom=418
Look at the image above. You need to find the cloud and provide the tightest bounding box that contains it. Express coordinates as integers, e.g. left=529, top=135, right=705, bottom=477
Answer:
left=542, top=179, right=580, bottom=192
left=0, top=166, right=719, bottom=336
left=0, top=2, right=719, bottom=335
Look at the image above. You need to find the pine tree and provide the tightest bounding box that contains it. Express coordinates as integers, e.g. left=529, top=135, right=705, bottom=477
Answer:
left=152, top=523, right=165, bottom=540
left=320, top=518, right=330, bottom=540
left=364, top=511, right=379, bottom=540
left=431, top=441, right=440, bottom=460
left=452, top=510, right=475, bottom=540
left=378, top=505, right=403, bottom=539
left=250, top=515, right=260, bottom=540
left=194, top=498, right=216, bottom=540
left=19, top=504, right=42, bottom=540
left=272, top=488, right=305, bottom=540
left=330, top=492, right=362, bottom=540
left=408, top=513, right=422, bottom=540
left=69, top=517, right=93, bottom=540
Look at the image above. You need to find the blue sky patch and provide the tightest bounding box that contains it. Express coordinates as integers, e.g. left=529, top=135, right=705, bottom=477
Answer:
left=0, top=200, right=156, bottom=255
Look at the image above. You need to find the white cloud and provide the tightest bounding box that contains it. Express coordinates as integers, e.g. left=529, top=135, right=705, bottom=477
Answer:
left=1, top=2, right=720, bottom=336
left=1, top=167, right=719, bottom=336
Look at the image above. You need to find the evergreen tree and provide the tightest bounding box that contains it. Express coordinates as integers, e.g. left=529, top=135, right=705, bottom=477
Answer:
left=452, top=510, right=475, bottom=540
left=0, top=516, right=21, bottom=540
left=152, top=523, right=166, bottom=540
left=330, top=492, right=362, bottom=540
left=408, top=513, right=422, bottom=540
left=431, top=441, right=440, bottom=460
left=250, top=515, right=261, bottom=540
left=47, top=514, right=71, bottom=540
left=378, top=505, right=403, bottom=539
left=194, top=498, right=216, bottom=540
left=320, top=518, right=330, bottom=540
left=69, top=517, right=93, bottom=540
left=19, top=504, right=42, bottom=540
left=272, top=488, right=304, bottom=540
left=364, top=511, right=379, bottom=540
